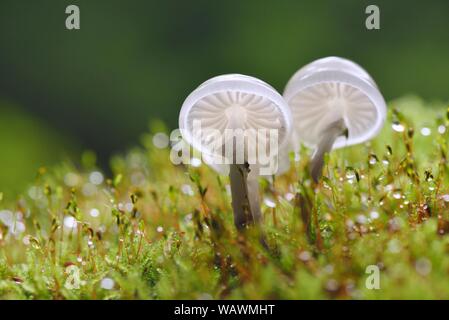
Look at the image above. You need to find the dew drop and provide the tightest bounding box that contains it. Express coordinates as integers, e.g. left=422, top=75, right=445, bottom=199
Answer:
left=370, top=211, right=379, bottom=219
left=264, top=198, right=276, bottom=208
left=346, top=171, right=356, bottom=184
left=100, top=277, right=115, bottom=290
left=298, top=251, right=311, bottom=262
left=28, top=186, right=43, bottom=200
left=325, top=279, right=339, bottom=292
left=356, top=214, right=367, bottom=225
left=420, top=127, right=431, bottom=136
left=0, top=210, right=13, bottom=227
left=64, top=172, right=80, bottom=187
left=284, top=193, right=295, bottom=201
left=124, top=202, right=134, bottom=212
left=89, top=171, right=104, bottom=185
left=392, top=123, right=405, bottom=132
left=181, top=184, right=194, bottom=196
left=22, top=235, right=31, bottom=246
left=89, top=208, right=100, bottom=218
left=82, top=183, right=96, bottom=197
left=415, top=258, right=432, bottom=276
left=152, top=132, right=170, bottom=149
left=63, top=216, right=77, bottom=229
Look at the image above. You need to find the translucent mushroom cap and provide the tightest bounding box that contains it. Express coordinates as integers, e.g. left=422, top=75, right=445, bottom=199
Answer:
left=283, top=56, right=387, bottom=149
left=179, top=74, right=293, bottom=175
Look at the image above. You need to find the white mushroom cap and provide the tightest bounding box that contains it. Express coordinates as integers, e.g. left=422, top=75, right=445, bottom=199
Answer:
left=283, top=56, right=387, bottom=149
left=179, top=74, right=293, bottom=174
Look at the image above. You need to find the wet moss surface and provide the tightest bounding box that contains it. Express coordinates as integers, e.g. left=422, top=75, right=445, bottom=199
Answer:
left=1, top=97, right=449, bottom=299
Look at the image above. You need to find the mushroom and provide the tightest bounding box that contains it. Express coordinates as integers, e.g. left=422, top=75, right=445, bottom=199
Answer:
left=179, top=74, right=292, bottom=230
left=283, top=56, right=387, bottom=182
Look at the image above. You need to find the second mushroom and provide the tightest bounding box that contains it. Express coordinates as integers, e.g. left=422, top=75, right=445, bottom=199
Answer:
left=283, top=56, right=387, bottom=182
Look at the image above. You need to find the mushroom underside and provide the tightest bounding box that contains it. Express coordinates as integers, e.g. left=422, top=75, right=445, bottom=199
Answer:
left=187, top=90, right=290, bottom=164
left=289, top=82, right=378, bottom=147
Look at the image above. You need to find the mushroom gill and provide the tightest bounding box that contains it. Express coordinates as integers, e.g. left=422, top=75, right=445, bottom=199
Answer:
left=289, top=82, right=378, bottom=147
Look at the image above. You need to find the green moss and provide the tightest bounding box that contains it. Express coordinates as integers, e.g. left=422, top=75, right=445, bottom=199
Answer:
left=1, top=96, right=449, bottom=299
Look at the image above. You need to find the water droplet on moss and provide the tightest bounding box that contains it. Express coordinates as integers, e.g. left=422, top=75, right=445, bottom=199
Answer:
left=392, top=123, right=405, bottom=132
left=181, top=184, right=194, bottom=196
left=89, top=171, right=104, bottom=185
left=89, top=208, right=100, bottom=217
left=370, top=211, right=379, bottom=219
left=264, top=198, right=276, bottom=208
left=100, top=277, right=115, bottom=290
left=393, top=192, right=402, bottom=199
left=63, top=216, right=77, bottom=229
left=153, top=132, right=170, bottom=149
left=298, top=251, right=311, bottom=262
left=415, top=258, right=432, bottom=276
left=420, top=127, right=431, bottom=136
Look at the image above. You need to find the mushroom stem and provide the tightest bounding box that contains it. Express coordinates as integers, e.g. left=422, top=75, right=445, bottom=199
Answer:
left=310, top=119, right=348, bottom=183
left=247, top=170, right=262, bottom=223
left=229, top=163, right=261, bottom=230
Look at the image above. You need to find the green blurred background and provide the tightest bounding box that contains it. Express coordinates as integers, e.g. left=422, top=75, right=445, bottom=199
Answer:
left=0, top=0, right=448, bottom=196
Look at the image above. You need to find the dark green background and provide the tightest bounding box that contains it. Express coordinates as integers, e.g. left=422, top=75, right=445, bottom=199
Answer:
left=0, top=0, right=448, bottom=194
